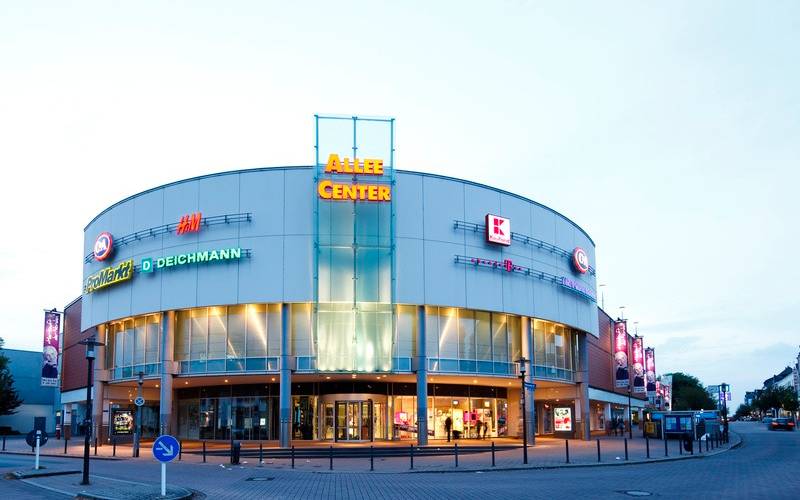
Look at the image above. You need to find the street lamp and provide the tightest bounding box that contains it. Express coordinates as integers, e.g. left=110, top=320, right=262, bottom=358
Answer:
left=78, top=336, right=104, bottom=486
left=720, top=383, right=730, bottom=442
left=133, top=371, right=144, bottom=458
left=517, top=357, right=529, bottom=464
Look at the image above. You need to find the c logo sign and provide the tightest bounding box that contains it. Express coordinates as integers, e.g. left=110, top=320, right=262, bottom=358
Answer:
left=572, top=247, right=589, bottom=274
left=93, top=232, right=114, bottom=261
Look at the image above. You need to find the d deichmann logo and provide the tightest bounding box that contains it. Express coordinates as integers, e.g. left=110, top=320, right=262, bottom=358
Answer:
left=141, top=248, right=242, bottom=273
left=85, top=259, right=134, bottom=293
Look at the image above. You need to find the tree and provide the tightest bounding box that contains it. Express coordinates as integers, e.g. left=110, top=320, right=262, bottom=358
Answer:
left=733, top=403, right=753, bottom=419
left=667, top=372, right=717, bottom=411
left=0, top=337, right=23, bottom=416
left=754, top=385, right=799, bottom=416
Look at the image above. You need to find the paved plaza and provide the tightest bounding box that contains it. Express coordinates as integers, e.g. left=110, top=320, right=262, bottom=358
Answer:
left=1, top=423, right=797, bottom=499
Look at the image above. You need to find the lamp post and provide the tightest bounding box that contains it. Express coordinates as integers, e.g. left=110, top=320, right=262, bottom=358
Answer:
left=517, top=357, right=529, bottom=464
left=78, top=336, right=104, bottom=486
left=133, top=371, right=144, bottom=458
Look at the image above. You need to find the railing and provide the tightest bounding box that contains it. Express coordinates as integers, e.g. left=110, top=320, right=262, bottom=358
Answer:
left=111, top=363, right=159, bottom=380
left=427, top=358, right=517, bottom=376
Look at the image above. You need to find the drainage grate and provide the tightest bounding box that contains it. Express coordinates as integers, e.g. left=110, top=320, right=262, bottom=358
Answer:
left=246, top=477, right=276, bottom=481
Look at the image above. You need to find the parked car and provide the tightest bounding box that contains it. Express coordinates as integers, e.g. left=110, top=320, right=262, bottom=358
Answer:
left=762, top=417, right=773, bottom=424
left=768, top=418, right=796, bottom=431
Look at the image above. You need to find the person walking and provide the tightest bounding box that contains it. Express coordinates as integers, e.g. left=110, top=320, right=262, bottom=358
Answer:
left=476, top=419, right=483, bottom=439
left=445, top=416, right=453, bottom=442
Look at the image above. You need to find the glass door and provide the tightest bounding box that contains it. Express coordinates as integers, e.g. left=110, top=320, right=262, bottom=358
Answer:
left=334, top=400, right=373, bottom=441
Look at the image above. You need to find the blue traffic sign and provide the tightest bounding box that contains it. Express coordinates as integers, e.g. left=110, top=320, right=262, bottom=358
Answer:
left=152, top=435, right=180, bottom=463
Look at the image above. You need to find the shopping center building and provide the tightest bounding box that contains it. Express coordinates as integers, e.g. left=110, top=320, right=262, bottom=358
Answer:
left=59, top=117, right=626, bottom=446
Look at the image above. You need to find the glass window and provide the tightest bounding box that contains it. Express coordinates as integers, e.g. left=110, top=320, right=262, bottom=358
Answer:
left=245, top=304, right=267, bottom=358
left=227, top=305, right=245, bottom=359
left=533, top=320, right=546, bottom=366
left=175, top=311, right=190, bottom=362
left=267, top=304, right=281, bottom=357
left=492, top=313, right=508, bottom=362
left=508, top=315, right=521, bottom=363
left=476, top=311, right=491, bottom=361
left=545, top=322, right=556, bottom=367
left=425, top=307, right=439, bottom=359
left=555, top=324, right=566, bottom=369
left=355, top=248, right=391, bottom=303
left=208, top=307, right=227, bottom=360
left=458, top=309, right=475, bottom=361
left=133, top=317, right=146, bottom=365
left=122, top=319, right=134, bottom=367
left=113, top=323, right=124, bottom=368
left=438, top=307, right=458, bottom=359
left=145, top=315, right=159, bottom=364
left=318, top=247, right=355, bottom=303
left=190, top=308, right=208, bottom=361
left=395, top=305, right=417, bottom=358
left=291, top=303, right=313, bottom=356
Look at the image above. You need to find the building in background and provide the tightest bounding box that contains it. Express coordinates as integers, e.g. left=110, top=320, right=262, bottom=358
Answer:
left=0, top=349, right=57, bottom=434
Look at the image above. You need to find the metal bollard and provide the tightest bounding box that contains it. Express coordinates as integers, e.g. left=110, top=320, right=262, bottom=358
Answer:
left=565, top=440, right=570, bottom=464
left=664, top=438, right=668, bottom=457
left=291, top=445, right=295, bottom=469
left=646, top=437, right=650, bottom=458
left=706, top=438, right=709, bottom=452
left=697, top=438, right=702, bottom=454
left=410, top=444, right=414, bottom=470
left=2, top=435, right=5, bottom=451
left=596, top=439, right=601, bottom=462
left=370, top=445, right=374, bottom=471
left=64, top=436, right=68, bottom=454
left=329, top=445, right=333, bottom=471
left=678, top=438, right=682, bottom=455
left=259, top=442, right=263, bottom=464
left=624, top=438, right=628, bottom=461
left=112, top=437, right=116, bottom=457
left=491, top=441, right=496, bottom=467
left=94, top=437, right=98, bottom=456
left=454, top=443, right=459, bottom=467
left=179, top=440, right=182, bottom=461
left=203, top=441, right=206, bottom=463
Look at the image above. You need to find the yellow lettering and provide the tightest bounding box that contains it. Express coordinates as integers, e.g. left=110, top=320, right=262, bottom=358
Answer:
left=343, top=157, right=354, bottom=173
left=325, top=153, right=341, bottom=173
left=318, top=180, right=333, bottom=199
left=373, top=159, right=384, bottom=175
left=353, top=158, right=364, bottom=174
left=367, top=185, right=378, bottom=201
left=332, top=183, right=344, bottom=199
left=343, top=184, right=356, bottom=200
left=378, top=185, right=391, bottom=201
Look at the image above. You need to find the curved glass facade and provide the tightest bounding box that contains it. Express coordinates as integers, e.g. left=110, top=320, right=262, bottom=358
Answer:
left=106, top=314, right=161, bottom=379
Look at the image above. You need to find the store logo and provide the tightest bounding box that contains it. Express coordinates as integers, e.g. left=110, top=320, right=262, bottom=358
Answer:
left=93, top=232, right=114, bottom=261
left=176, top=212, right=202, bottom=235
left=572, top=247, right=589, bottom=274
left=141, top=247, right=243, bottom=273
left=485, top=214, right=511, bottom=246
left=84, top=259, right=133, bottom=293
left=317, top=153, right=391, bottom=202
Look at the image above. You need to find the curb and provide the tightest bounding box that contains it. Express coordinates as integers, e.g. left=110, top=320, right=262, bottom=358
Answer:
left=0, top=451, right=122, bottom=461
left=6, top=469, right=81, bottom=479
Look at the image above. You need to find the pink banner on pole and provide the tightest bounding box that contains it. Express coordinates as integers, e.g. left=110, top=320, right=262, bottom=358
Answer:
left=632, top=337, right=645, bottom=393
left=613, top=321, right=629, bottom=388
left=41, top=311, right=60, bottom=387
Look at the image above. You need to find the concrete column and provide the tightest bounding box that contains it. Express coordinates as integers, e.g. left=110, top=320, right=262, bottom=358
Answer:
left=159, top=311, right=175, bottom=436
left=577, top=332, right=591, bottom=440
left=415, top=305, right=428, bottom=446
left=279, top=303, right=292, bottom=448
left=520, top=317, right=536, bottom=444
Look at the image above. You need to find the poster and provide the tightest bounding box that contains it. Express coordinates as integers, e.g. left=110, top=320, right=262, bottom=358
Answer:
left=554, top=407, right=572, bottom=432
left=112, top=410, right=134, bottom=435
left=41, top=311, right=60, bottom=387
left=645, top=348, right=656, bottom=399
left=613, top=321, right=629, bottom=388
left=632, top=337, right=646, bottom=393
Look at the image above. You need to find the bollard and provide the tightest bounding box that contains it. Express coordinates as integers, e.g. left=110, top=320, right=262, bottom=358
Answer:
left=664, top=438, right=668, bottom=457
left=646, top=437, right=650, bottom=458
left=678, top=438, right=682, bottom=455
left=291, top=445, right=295, bottom=469
left=565, top=440, right=570, bottom=464
left=64, top=436, right=68, bottom=454
left=596, top=439, right=601, bottom=462
left=203, top=441, right=207, bottom=463
left=454, top=443, right=459, bottom=467
left=624, top=438, right=628, bottom=461
left=179, top=440, right=182, bottom=461
left=329, top=445, right=333, bottom=471
left=370, top=445, right=374, bottom=471
left=259, top=442, right=263, bottom=465
left=113, top=437, right=116, bottom=457
left=94, top=437, right=98, bottom=456
left=706, top=438, right=709, bottom=452
left=410, top=444, right=414, bottom=470
left=491, top=441, right=496, bottom=467
left=697, top=438, right=702, bottom=454
left=2, top=435, right=5, bottom=451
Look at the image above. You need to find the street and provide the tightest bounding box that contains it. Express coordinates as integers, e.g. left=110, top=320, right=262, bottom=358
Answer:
left=1, top=422, right=797, bottom=499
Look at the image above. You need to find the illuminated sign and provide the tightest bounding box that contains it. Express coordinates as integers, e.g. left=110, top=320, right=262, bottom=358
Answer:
left=141, top=247, right=242, bottom=273
left=85, top=259, right=134, bottom=293
left=112, top=410, right=134, bottom=436
left=572, top=247, right=589, bottom=274
left=614, top=321, right=629, bottom=388
left=176, top=212, right=202, bottom=235
left=560, top=276, right=597, bottom=300
left=554, top=407, right=572, bottom=432
left=485, top=214, right=511, bottom=246
left=632, top=337, right=646, bottom=394
left=93, top=232, right=114, bottom=261
left=318, top=153, right=391, bottom=202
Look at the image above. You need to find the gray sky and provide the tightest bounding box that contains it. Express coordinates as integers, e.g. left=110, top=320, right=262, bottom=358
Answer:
left=1, top=1, right=798, bottom=406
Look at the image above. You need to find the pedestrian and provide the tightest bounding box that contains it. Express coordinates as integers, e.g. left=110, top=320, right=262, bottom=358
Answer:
left=476, top=419, right=483, bottom=439
left=445, top=416, right=453, bottom=442
left=483, top=420, right=488, bottom=439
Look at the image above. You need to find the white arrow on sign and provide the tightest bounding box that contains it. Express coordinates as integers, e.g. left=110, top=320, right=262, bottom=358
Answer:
left=157, top=442, right=174, bottom=457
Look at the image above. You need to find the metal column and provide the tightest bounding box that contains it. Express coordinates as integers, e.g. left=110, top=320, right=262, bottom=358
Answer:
left=520, top=317, right=536, bottom=445
left=279, top=303, right=292, bottom=448
left=159, top=311, right=175, bottom=435
left=415, top=305, right=428, bottom=446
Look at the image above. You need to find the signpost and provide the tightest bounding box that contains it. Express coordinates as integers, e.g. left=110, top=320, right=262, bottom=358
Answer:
left=26, top=430, right=47, bottom=470
left=152, top=435, right=180, bottom=497
left=135, top=396, right=145, bottom=407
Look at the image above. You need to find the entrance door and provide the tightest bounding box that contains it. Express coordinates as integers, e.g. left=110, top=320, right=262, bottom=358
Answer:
left=334, top=400, right=373, bottom=441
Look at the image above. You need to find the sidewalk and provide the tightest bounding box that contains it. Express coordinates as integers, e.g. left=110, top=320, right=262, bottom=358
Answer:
left=18, top=473, right=192, bottom=499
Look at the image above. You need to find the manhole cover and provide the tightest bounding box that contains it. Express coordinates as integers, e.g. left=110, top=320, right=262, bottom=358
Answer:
left=247, top=477, right=276, bottom=481
left=622, top=491, right=652, bottom=497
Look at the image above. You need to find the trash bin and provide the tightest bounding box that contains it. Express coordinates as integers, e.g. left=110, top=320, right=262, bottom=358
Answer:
left=231, top=441, right=241, bottom=465
left=682, top=433, right=693, bottom=452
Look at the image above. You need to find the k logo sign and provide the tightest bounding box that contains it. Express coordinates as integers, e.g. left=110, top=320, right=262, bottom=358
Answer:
left=485, top=214, right=511, bottom=246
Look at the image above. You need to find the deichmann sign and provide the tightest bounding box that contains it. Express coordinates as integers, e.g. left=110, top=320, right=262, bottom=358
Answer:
left=141, top=247, right=243, bottom=273
left=317, top=153, right=391, bottom=201
left=85, top=259, right=134, bottom=293
left=614, top=321, right=629, bottom=388
left=485, top=214, right=511, bottom=246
